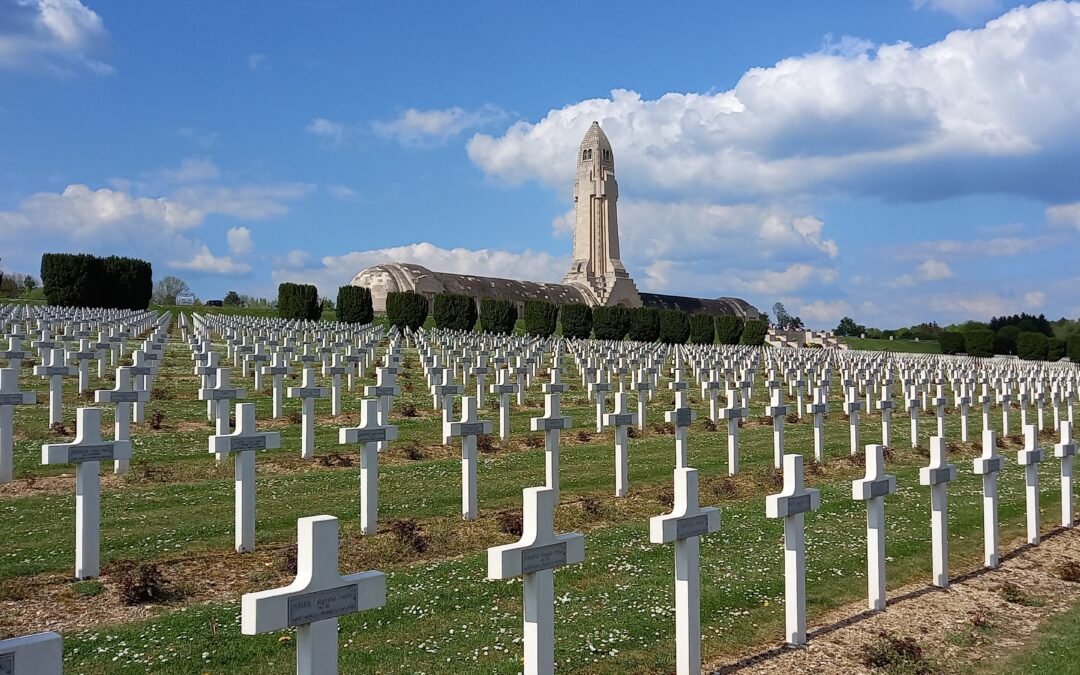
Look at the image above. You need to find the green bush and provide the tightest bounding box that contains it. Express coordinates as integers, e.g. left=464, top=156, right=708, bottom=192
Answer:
left=716, top=315, right=745, bottom=345
left=739, top=319, right=768, bottom=346
left=385, top=291, right=428, bottom=331
left=41, top=253, right=104, bottom=307
left=1016, top=332, right=1049, bottom=361
left=277, top=283, right=321, bottom=321
left=688, top=313, right=715, bottom=344
left=523, top=300, right=558, bottom=337
left=939, top=331, right=965, bottom=355
left=994, top=325, right=1021, bottom=355
left=626, top=307, right=660, bottom=342
left=433, top=292, right=477, bottom=331
left=1047, top=337, right=1066, bottom=361
left=336, top=286, right=373, bottom=324
left=964, top=329, right=995, bottom=357
left=658, top=309, right=691, bottom=344
left=1068, top=335, right=1080, bottom=364
left=560, top=303, right=592, bottom=339
left=592, top=306, right=629, bottom=340
left=479, top=298, right=517, bottom=335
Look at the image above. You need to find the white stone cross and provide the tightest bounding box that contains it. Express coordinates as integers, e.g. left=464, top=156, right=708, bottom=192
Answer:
left=956, top=382, right=972, bottom=442
left=603, top=392, right=638, bottom=497
left=589, top=370, right=611, bottom=433
left=489, top=368, right=516, bottom=441
left=765, top=388, right=789, bottom=469
left=41, top=407, right=132, bottom=579
left=633, top=368, right=653, bottom=431
left=665, top=392, right=696, bottom=469
left=261, top=352, right=293, bottom=419
left=433, top=378, right=464, bottom=445
left=806, top=387, right=828, bottom=463
left=845, top=384, right=862, bottom=457
left=94, top=366, right=147, bottom=475
left=471, top=354, right=491, bottom=406
left=0, top=631, right=63, bottom=675
left=919, top=436, right=957, bottom=588
left=877, top=382, right=894, bottom=449
left=531, top=383, right=572, bottom=502
left=195, top=350, right=221, bottom=421
left=974, top=429, right=1004, bottom=568
left=339, top=399, right=397, bottom=535
left=70, top=338, right=97, bottom=393
left=1018, top=424, right=1045, bottom=545
left=719, top=388, right=745, bottom=475
left=322, top=352, right=349, bottom=416
left=363, top=367, right=399, bottom=452
left=932, top=383, right=948, bottom=437
left=997, top=381, right=1013, bottom=437
left=1054, top=421, right=1075, bottom=528
left=449, top=396, right=492, bottom=520
left=0, top=335, right=32, bottom=372
left=650, top=467, right=720, bottom=675
left=487, top=486, right=585, bottom=675
left=33, top=347, right=75, bottom=426
left=210, top=403, right=281, bottom=553
left=242, top=515, right=386, bottom=675
left=288, top=368, right=328, bottom=460
left=765, top=453, right=821, bottom=646
left=851, top=444, right=897, bottom=611
left=0, top=365, right=36, bottom=481
left=127, top=350, right=159, bottom=424
left=0, top=367, right=36, bottom=484
left=199, top=367, right=247, bottom=435
left=907, top=383, right=921, bottom=448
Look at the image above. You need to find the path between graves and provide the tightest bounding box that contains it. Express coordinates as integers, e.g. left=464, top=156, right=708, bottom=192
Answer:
left=705, top=525, right=1080, bottom=674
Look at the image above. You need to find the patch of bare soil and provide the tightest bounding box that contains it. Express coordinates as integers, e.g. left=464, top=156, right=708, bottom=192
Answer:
left=706, top=525, right=1080, bottom=674
left=0, top=472, right=130, bottom=498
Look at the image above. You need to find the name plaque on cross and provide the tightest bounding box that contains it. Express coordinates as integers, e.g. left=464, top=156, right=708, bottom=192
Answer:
left=40, top=366, right=71, bottom=376
left=521, top=541, right=568, bottom=574
left=610, top=413, right=634, bottom=427
left=0, top=394, right=26, bottom=406
left=231, top=436, right=269, bottom=452
left=292, top=388, right=324, bottom=398
left=286, top=584, right=360, bottom=626
left=68, top=444, right=117, bottom=463
left=371, top=386, right=396, bottom=396
left=0, top=652, right=13, bottom=675
left=787, top=493, right=812, bottom=514
left=209, top=390, right=240, bottom=400
left=925, top=467, right=955, bottom=484
left=537, top=418, right=567, bottom=431
left=675, top=408, right=693, bottom=426
left=868, top=480, right=893, bottom=499
left=104, top=391, right=141, bottom=404
left=459, top=422, right=487, bottom=436
left=350, top=428, right=388, bottom=444
left=674, top=514, right=710, bottom=540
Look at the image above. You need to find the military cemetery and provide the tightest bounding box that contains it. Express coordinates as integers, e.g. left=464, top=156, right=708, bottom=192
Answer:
left=4, top=2, right=1080, bottom=674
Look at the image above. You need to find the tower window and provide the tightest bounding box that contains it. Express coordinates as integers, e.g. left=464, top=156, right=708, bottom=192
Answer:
left=583, top=149, right=592, bottom=161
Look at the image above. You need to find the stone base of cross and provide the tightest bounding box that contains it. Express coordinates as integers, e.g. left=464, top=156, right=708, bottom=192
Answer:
left=242, top=515, right=386, bottom=675
left=487, top=487, right=584, bottom=675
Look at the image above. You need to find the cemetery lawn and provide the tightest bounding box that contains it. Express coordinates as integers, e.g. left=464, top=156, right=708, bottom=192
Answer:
left=0, top=329, right=1071, bottom=673
left=995, top=599, right=1080, bottom=674
left=839, top=336, right=941, bottom=353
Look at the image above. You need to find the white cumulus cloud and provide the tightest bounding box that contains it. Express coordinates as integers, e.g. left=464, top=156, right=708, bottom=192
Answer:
left=172, top=245, right=251, bottom=276
left=226, top=226, right=253, bottom=255
left=372, top=105, right=507, bottom=146
left=0, top=0, right=113, bottom=75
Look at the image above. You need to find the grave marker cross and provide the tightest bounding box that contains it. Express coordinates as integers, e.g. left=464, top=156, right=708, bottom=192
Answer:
left=339, top=399, right=398, bottom=535
left=919, top=436, right=957, bottom=588
left=1018, top=424, right=1045, bottom=545
left=210, top=403, right=281, bottom=553
left=852, top=444, right=897, bottom=611
left=603, top=392, right=638, bottom=497
left=449, top=396, right=493, bottom=520
left=1055, top=421, right=1076, bottom=528
left=0, top=368, right=36, bottom=484
left=531, top=383, right=572, bottom=501
left=288, top=368, right=328, bottom=460
left=242, top=515, right=386, bottom=675
left=974, top=429, right=1005, bottom=568
left=94, top=366, right=147, bottom=475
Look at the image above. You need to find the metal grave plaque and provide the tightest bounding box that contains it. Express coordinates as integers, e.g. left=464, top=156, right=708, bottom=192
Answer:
left=230, top=436, right=268, bottom=452
left=787, top=493, right=812, bottom=514
left=521, top=541, right=568, bottom=574
left=459, top=422, right=488, bottom=436
left=350, top=428, right=387, bottom=444
left=287, top=584, right=358, bottom=626
left=610, top=413, right=634, bottom=427
left=0, top=394, right=28, bottom=406
left=675, top=514, right=710, bottom=540
left=675, top=408, right=693, bottom=426
left=0, top=652, right=13, bottom=675
left=868, top=479, right=894, bottom=499
left=68, top=444, right=116, bottom=463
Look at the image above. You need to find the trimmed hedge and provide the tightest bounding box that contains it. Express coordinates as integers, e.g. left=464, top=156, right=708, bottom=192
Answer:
left=716, top=315, right=745, bottom=345
left=688, top=313, right=715, bottom=344
left=939, top=331, right=965, bottom=355
left=739, top=319, right=768, bottom=346
left=1016, top=331, right=1048, bottom=361
left=41, top=253, right=152, bottom=309
left=480, top=298, right=517, bottom=335
left=560, top=303, right=592, bottom=339
left=523, top=300, right=558, bottom=338
left=626, top=307, right=660, bottom=342
left=592, top=306, right=629, bottom=340
left=386, top=291, right=428, bottom=330
left=964, top=329, right=995, bottom=357
left=277, top=283, right=321, bottom=321
left=1068, top=335, right=1080, bottom=364
left=658, top=309, right=690, bottom=344
left=336, top=286, right=373, bottom=324
left=1048, top=337, right=1066, bottom=361
left=433, top=292, right=477, bottom=331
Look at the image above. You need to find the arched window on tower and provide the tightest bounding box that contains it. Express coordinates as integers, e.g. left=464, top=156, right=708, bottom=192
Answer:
left=583, top=149, right=592, bottom=161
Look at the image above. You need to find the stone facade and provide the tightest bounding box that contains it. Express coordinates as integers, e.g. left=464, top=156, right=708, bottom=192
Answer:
left=350, top=122, right=761, bottom=320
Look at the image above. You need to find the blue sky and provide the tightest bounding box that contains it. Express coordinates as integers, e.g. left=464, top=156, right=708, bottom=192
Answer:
left=2, top=0, right=1079, bottom=328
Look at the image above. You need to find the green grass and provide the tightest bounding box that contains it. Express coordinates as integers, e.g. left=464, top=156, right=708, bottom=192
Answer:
left=0, top=325, right=1069, bottom=673
left=840, top=337, right=942, bottom=354
left=995, top=599, right=1080, bottom=674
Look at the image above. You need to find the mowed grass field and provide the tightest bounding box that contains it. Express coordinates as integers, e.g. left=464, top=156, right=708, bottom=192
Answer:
left=0, top=317, right=1072, bottom=673
left=838, top=336, right=941, bottom=354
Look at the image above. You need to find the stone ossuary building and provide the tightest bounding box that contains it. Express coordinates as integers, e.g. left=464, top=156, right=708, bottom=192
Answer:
left=350, top=122, right=761, bottom=320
